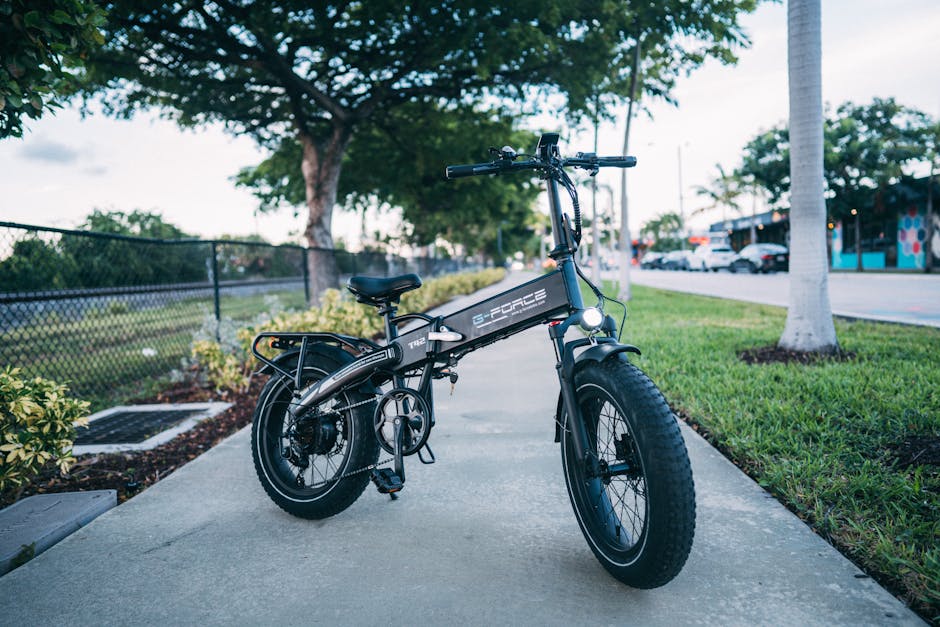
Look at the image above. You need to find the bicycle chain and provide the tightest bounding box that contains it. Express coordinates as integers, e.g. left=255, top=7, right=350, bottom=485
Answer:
left=293, top=395, right=377, bottom=417
left=304, top=455, right=396, bottom=489
left=290, top=394, right=395, bottom=489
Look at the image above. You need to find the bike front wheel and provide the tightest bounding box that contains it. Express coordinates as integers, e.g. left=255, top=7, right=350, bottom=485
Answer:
left=561, top=358, right=695, bottom=588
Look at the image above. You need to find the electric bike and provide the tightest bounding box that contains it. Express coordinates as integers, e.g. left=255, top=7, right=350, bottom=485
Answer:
left=250, top=133, right=695, bottom=588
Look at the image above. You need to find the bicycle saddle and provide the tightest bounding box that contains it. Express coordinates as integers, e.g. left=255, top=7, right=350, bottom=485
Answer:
left=346, top=273, right=422, bottom=304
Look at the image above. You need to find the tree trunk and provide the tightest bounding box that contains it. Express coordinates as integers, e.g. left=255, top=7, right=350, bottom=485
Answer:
left=779, top=0, right=839, bottom=354
left=299, top=124, right=352, bottom=305
left=926, top=164, right=935, bottom=273
left=749, top=192, right=758, bottom=245
left=854, top=211, right=863, bottom=271
left=591, top=108, right=602, bottom=285
left=618, top=39, right=642, bottom=302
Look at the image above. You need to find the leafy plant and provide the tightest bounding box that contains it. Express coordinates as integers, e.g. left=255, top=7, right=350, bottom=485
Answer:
left=0, top=0, right=106, bottom=138
left=190, top=340, right=250, bottom=395
left=0, top=367, right=89, bottom=501
left=193, top=268, right=506, bottom=391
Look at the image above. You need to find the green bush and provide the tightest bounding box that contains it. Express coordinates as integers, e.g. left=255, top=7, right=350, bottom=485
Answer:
left=191, top=340, right=251, bottom=394
left=193, top=268, right=507, bottom=389
left=0, top=368, right=90, bottom=499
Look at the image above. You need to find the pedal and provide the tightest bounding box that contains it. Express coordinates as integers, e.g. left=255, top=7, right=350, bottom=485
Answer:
left=371, top=468, right=404, bottom=494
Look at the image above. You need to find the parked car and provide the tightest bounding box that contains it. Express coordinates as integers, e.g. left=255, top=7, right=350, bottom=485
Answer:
left=640, top=252, right=665, bottom=269
left=690, top=244, right=737, bottom=271
left=729, top=243, right=790, bottom=273
left=661, top=249, right=694, bottom=271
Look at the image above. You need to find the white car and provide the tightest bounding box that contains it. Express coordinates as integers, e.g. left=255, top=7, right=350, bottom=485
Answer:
left=690, top=244, right=737, bottom=271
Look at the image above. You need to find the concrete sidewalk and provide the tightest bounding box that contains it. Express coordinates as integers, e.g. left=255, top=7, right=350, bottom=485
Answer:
left=0, top=273, right=924, bottom=625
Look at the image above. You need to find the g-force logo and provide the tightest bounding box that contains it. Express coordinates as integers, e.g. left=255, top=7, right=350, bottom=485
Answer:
left=472, top=289, right=547, bottom=329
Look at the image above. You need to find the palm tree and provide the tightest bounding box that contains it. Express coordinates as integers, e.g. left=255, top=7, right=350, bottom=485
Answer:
left=618, top=39, right=642, bottom=302
left=778, top=0, right=839, bottom=353
left=693, top=164, right=743, bottom=225
left=640, top=212, right=685, bottom=250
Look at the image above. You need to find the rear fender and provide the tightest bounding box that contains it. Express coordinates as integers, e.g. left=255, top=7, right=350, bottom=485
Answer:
left=258, top=343, right=381, bottom=396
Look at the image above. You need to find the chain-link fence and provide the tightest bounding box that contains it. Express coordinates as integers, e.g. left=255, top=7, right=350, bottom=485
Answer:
left=0, top=221, right=469, bottom=408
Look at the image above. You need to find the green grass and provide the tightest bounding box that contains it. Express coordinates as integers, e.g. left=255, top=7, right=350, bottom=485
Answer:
left=2, top=289, right=306, bottom=410
left=587, top=283, right=940, bottom=620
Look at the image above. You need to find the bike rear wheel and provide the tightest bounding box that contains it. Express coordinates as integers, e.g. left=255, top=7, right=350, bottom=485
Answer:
left=251, top=359, right=378, bottom=519
left=561, top=358, right=695, bottom=588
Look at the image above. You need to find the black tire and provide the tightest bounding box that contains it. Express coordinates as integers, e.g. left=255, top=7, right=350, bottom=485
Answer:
left=251, top=353, right=378, bottom=519
left=561, top=358, right=695, bottom=588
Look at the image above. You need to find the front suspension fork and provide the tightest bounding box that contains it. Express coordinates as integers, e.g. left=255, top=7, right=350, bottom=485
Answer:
left=551, top=326, right=600, bottom=477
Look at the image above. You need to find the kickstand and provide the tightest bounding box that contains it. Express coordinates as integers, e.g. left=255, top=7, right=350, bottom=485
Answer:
left=418, top=442, right=436, bottom=465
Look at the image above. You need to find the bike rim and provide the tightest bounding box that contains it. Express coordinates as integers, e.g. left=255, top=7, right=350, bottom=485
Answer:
left=258, top=375, right=355, bottom=499
left=569, top=383, right=649, bottom=561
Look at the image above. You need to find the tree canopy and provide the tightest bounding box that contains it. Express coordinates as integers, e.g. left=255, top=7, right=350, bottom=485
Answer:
left=83, top=1, right=764, bottom=300
left=0, top=0, right=105, bottom=138
left=736, top=98, right=932, bottom=220
left=640, top=212, right=684, bottom=252
left=236, top=102, right=541, bottom=258
left=0, top=210, right=308, bottom=292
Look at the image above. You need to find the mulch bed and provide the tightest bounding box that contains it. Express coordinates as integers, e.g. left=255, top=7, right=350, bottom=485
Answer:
left=738, top=345, right=856, bottom=365
left=888, top=435, right=940, bottom=470
left=0, top=377, right=263, bottom=509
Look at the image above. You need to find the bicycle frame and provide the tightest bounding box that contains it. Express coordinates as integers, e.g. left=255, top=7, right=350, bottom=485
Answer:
left=251, top=133, right=634, bottom=475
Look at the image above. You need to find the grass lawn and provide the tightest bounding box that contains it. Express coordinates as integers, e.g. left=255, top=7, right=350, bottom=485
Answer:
left=1, top=289, right=306, bottom=410
left=590, top=283, right=939, bottom=620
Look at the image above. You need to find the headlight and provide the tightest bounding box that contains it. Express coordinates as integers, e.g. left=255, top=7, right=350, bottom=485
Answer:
left=580, top=307, right=604, bottom=331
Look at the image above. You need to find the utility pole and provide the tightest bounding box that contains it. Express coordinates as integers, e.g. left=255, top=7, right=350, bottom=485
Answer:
left=677, top=144, right=686, bottom=250
left=591, top=107, right=602, bottom=285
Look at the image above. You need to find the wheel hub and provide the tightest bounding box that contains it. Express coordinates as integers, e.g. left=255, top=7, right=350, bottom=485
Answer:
left=295, top=415, right=340, bottom=455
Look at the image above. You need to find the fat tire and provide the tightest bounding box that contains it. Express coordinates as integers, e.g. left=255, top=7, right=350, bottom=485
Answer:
left=561, top=358, right=695, bottom=588
left=251, top=353, right=378, bottom=519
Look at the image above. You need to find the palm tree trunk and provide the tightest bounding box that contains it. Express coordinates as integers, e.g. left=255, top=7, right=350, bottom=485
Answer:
left=618, top=39, right=642, bottom=302
left=778, top=0, right=839, bottom=353
left=926, top=164, right=935, bottom=273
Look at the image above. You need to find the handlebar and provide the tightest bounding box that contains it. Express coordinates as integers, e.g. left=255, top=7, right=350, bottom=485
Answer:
left=444, top=153, right=635, bottom=180
left=445, top=159, right=541, bottom=180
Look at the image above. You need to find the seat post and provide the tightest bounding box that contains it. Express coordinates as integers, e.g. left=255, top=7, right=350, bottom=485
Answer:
left=379, top=301, right=399, bottom=341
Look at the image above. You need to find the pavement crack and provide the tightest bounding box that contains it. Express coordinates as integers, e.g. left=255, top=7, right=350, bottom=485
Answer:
left=142, top=521, right=212, bottom=555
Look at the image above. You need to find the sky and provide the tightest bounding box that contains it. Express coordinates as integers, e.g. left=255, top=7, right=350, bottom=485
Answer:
left=1, top=0, right=939, bottom=248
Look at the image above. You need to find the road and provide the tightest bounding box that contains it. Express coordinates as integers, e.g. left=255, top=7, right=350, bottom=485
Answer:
left=624, top=268, right=940, bottom=328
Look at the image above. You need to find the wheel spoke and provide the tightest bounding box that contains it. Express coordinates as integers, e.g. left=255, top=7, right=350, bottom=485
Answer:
left=570, top=386, right=649, bottom=553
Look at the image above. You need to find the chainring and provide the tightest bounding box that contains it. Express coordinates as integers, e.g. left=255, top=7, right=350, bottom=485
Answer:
left=374, top=388, right=432, bottom=456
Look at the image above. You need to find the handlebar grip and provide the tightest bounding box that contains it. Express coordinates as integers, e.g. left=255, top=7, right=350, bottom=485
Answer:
left=597, top=156, right=637, bottom=168
left=445, top=162, right=501, bottom=179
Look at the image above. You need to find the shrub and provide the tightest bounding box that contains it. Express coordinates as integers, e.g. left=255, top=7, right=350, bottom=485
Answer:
left=193, top=268, right=507, bottom=391
left=191, top=340, right=251, bottom=394
left=0, top=368, right=90, bottom=499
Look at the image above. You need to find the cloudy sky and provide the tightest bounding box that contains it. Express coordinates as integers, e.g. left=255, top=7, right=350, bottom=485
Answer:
left=2, top=0, right=939, bottom=247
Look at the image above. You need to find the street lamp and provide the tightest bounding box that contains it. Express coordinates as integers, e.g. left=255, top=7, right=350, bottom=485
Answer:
left=677, top=143, right=690, bottom=249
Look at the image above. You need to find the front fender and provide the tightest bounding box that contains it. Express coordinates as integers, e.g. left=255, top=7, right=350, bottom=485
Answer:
left=553, top=341, right=641, bottom=442
left=576, top=341, right=641, bottom=364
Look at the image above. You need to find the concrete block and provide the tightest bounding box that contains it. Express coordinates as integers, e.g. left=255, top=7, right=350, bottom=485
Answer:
left=0, top=490, right=117, bottom=575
